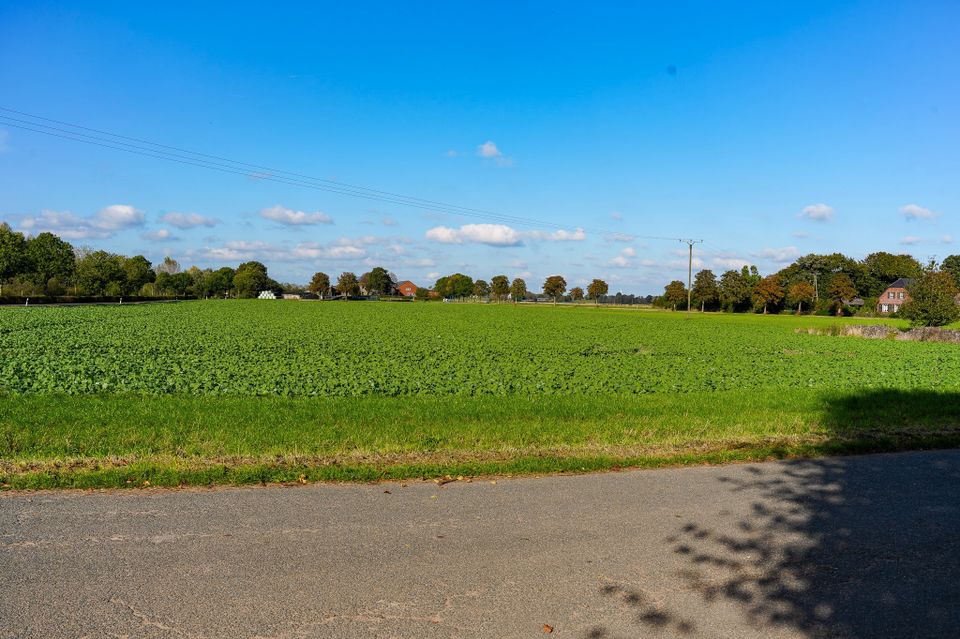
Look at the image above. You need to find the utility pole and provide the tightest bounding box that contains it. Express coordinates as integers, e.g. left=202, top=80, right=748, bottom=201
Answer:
left=681, top=239, right=704, bottom=315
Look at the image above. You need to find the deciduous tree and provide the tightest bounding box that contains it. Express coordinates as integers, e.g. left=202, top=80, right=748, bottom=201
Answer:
left=901, top=271, right=960, bottom=327
left=786, top=281, right=815, bottom=313
left=663, top=280, right=688, bottom=311
left=570, top=287, right=584, bottom=301
left=309, top=272, right=330, bottom=297
left=691, top=269, right=719, bottom=312
left=827, top=273, right=857, bottom=316
left=490, top=275, right=509, bottom=302
left=587, top=279, right=608, bottom=305
left=336, top=272, right=360, bottom=297
left=752, top=275, right=784, bottom=314
left=510, top=278, right=527, bottom=303
left=543, top=275, right=567, bottom=303
left=473, top=279, right=490, bottom=297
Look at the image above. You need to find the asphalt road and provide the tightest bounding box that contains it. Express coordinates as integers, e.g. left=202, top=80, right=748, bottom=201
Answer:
left=3, top=450, right=960, bottom=638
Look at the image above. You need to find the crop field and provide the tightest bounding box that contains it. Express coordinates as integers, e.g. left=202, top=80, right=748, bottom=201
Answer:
left=2, top=301, right=959, bottom=488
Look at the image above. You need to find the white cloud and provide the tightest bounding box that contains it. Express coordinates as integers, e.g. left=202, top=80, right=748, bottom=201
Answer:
left=16, top=204, right=144, bottom=239
left=621, top=247, right=637, bottom=257
left=526, top=228, right=587, bottom=242
left=713, top=256, right=751, bottom=270
left=900, top=203, right=937, bottom=220
left=160, top=212, right=219, bottom=229
left=445, top=150, right=459, bottom=157
left=476, top=141, right=514, bottom=167
left=426, top=223, right=522, bottom=246
left=798, top=203, right=834, bottom=221
left=260, top=204, right=334, bottom=226
left=941, top=234, right=954, bottom=244
left=608, top=255, right=632, bottom=268
left=751, top=246, right=800, bottom=263
left=609, top=211, right=623, bottom=221
left=477, top=141, right=502, bottom=158
left=899, top=235, right=923, bottom=245
left=425, top=224, right=585, bottom=246
left=141, top=229, right=178, bottom=242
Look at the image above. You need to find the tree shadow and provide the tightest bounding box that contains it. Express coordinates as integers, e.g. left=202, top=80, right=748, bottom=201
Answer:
left=588, top=390, right=960, bottom=638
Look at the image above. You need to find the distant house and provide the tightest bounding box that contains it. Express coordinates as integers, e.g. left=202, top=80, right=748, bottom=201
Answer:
left=282, top=293, right=301, bottom=300
left=396, top=280, right=418, bottom=297
left=877, top=278, right=913, bottom=314
left=258, top=290, right=280, bottom=300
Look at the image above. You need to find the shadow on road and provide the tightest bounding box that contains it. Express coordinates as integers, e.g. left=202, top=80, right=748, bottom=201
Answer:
left=590, top=390, right=960, bottom=638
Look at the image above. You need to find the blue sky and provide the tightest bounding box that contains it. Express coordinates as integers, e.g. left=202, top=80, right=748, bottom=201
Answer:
left=1, top=1, right=958, bottom=293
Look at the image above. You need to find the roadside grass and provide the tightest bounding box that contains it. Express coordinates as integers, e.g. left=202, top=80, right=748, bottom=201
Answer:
left=3, top=387, right=959, bottom=489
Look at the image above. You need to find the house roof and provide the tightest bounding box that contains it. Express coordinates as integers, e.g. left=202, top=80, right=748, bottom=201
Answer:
left=888, top=278, right=914, bottom=289
left=396, top=280, right=417, bottom=288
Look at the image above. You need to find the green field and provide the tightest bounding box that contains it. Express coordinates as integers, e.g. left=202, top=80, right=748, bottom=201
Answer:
left=2, top=301, right=959, bottom=488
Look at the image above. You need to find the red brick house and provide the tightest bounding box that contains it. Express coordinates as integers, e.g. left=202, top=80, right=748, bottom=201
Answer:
left=877, top=278, right=912, bottom=314
left=395, top=280, right=418, bottom=297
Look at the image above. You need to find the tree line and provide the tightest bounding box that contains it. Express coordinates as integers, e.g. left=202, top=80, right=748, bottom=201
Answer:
left=656, top=252, right=960, bottom=326
left=0, top=223, right=286, bottom=298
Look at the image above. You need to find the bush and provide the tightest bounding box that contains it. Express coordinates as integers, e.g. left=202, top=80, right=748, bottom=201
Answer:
left=900, top=272, right=960, bottom=327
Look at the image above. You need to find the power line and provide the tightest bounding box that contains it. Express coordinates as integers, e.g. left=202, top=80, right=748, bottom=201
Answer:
left=0, top=106, right=687, bottom=243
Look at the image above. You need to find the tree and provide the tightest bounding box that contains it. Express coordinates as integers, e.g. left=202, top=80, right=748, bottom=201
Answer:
left=414, top=286, right=430, bottom=301
left=663, top=280, right=688, bottom=310
left=75, top=251, right=124, bottom=296
left=941, top=255, right=960, bottom=288
left=0, top=223, right=28, bottom=295
left=900, top=272, right=960, bottom=327
left=827, top=273, right=857, bottom=316
left=863, top=252, right=923, bottom=297
left=570, top=287, right=584, bottom=302
left=337, top=272, right=360, bottom=297
left=208, top=267, right=235, bottom=297
left=365, top=266, right=391, bottom=296
left=490, top=275, right=510, bottom=302
left=434, top=273, right=473, bottom=299
left=234, top=261, right=270, bottom=298
left=155, top=256, right=181, bottom=275
left=122, top=256, right=154, bottom=295
left=719, top=270, right=753, bottom=312
left=543, top=275, right=567, bottom=303
left=786, top=281, right=815, bottom=313
left=25, top=232, right=75, bottom=289
left=510, top=278, right=527, bottom=303
left=752, top=275, right=784, bottom=314
left=308, top=272, right=330, bottom=297
left=473, top=279, right=490, bottom=297
left=691, top=269, right=719, bottom=312
left=587, top=279, right=608, bottom=305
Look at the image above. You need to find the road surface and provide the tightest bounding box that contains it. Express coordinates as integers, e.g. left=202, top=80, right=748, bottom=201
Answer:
left=3, top=450, right=960, bottom=638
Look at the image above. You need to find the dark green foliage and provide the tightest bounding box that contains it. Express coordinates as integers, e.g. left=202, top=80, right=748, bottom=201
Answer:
left=234, top=261, right=270, bottom=298
left=941, top=255, right=960, bottom=288
left=364, top=266, right=391, bottom=296
left=25, top=232, right=75, bottom=285
left=691, top=269, right=719, bottom=311
left=663, top=280, right=688, bottom=310
left=719, top=270, right=753, bottom=311
left=901, top=271, right=960, bottom=327
left=490, top=275, right=510, bottom=301
left=434, top=273, right=474, bottom=298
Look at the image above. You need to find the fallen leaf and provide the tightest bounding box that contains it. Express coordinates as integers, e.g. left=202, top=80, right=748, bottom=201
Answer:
left=383, top=489, right=392, bottom=494
left=490, top=480, right=497, bottom=485
left=297, top=474, right=307, bottom=484
left=142, top=480, right=150, bottom=487
left=542, top=624, right=554, bottom=633
left=430, top=495, right=438, bottom=499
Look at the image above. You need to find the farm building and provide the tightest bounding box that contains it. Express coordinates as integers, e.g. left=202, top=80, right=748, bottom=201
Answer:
left=877, top=278, right=913, bottom=314
left=395, top=280, right=418, bottom=297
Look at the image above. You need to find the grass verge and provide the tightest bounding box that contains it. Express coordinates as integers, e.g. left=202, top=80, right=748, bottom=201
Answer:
left=3, top=387, right=959, bottom=489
